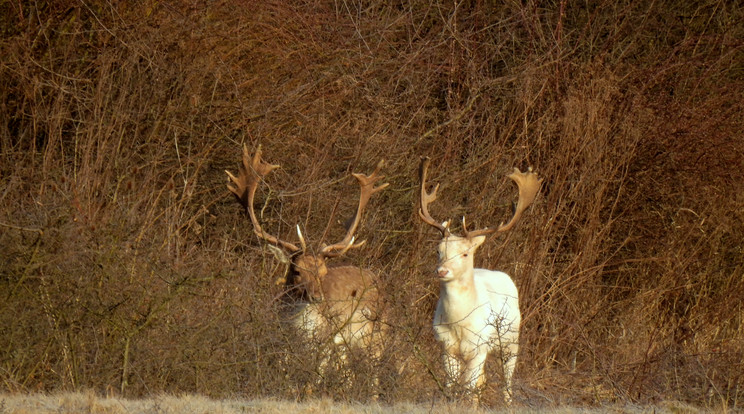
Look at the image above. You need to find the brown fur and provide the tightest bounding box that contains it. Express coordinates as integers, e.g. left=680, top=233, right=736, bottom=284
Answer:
left=286, top=258, right=382, bottom=344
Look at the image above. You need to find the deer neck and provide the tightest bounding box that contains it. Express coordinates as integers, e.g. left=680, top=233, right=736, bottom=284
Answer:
left=438, top=267, right=478, bottom=318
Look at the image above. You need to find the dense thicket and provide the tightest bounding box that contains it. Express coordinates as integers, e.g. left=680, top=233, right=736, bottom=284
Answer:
left=1, top=0, right=742, bottom=408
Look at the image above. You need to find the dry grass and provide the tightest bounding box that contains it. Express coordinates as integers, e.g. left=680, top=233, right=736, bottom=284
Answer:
left=0, top=392, right=710, bottom=414
left=1, top=0, right=743, bottom=410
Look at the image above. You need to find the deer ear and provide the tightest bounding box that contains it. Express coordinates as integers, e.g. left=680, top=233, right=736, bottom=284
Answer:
left=470, top=235, right=486, bottom=248
left=267, top=244, right=290, bottom=264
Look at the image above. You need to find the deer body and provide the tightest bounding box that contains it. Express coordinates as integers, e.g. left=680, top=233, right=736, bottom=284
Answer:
left=226, top=145, right=387, bottom=397
left=418, top=157, right=541, bottom=405
left=288, top=264, right=380, bottom=350
left=433, top=235, right=520, bottom=401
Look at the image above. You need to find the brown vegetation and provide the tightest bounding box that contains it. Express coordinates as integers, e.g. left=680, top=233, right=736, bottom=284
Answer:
left=1, top=0, right=742, bottom=410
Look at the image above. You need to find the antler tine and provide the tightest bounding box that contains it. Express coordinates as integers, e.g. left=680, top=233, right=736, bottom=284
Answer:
left=321, top=159, right=388, bottom=257
left=226, top=145, right=301, bottom=253
left=418, top=157, right=449, bottom=236
left=463, top=167, right=542, bottom=238
left=295, top=224, right=308, bottom=252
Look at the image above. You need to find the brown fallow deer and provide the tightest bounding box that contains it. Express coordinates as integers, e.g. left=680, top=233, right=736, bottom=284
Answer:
left=418, top=157, right=542, bottom=405
left=226, top=145, right=388, bottom=396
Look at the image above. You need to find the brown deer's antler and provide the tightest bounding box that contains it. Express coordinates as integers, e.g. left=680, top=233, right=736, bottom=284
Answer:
left=321, top=160, right=389, bottom=257
left=226, top=145, right=301, bottom=253
left=463, top=167, right=542, bottom=238
left=418, top=157, right=449, bottom=236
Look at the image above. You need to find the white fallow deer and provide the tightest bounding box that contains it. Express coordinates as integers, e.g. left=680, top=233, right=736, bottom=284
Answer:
left=226, top=145, right=388, bottom=395
left=417, top=157, right=542, bottom=405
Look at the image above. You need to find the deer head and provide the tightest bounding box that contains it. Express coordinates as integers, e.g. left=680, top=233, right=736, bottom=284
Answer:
left=227, top=145, right=388, bottom=301
left=418, top=156, right=542, bottom=281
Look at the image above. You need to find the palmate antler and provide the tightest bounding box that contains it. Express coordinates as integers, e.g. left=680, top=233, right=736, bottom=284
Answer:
left=463, top=167, right=543, bottom=238
left=418, top=157, right=542, bottom=239
left=226, top=144, right=301, bottom=253
left=321, top=160, right=389, bottom=257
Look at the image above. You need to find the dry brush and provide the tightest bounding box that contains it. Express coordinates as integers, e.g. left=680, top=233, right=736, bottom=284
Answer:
left=1, top=0, right=742, bottom=409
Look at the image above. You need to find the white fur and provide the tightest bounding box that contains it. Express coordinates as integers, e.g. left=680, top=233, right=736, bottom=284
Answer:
left=433, top=233, right=520, bottom=404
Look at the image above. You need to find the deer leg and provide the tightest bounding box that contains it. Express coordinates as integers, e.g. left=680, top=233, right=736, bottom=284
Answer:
left=315, top=343, right=332, bottom=380
left=366, top=326, right=384, bottom=401
left=501, top=340, right=518, bottom=404
left=338, top=346, right=353, bottom=391
left=442, top=352, right=462, bottom=391
left=462, top=350, right=488, bottom=405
